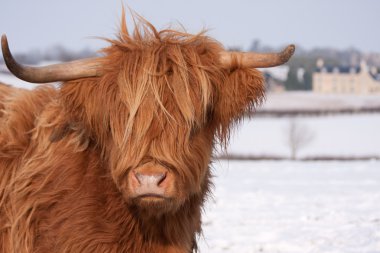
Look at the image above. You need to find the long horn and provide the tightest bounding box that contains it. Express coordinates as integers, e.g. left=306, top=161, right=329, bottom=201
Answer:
left=1, top=34, right=102, bottom=83
left=219, top=44, right=295, bottom=69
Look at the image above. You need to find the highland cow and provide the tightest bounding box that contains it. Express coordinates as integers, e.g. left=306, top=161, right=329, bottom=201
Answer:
left=0, top=13, right=294, bottom=253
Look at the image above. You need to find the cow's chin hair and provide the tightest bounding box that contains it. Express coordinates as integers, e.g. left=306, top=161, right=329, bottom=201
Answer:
left=129, top=196, right=184, bottom=217
left=118, top=185, right=186, bottom=217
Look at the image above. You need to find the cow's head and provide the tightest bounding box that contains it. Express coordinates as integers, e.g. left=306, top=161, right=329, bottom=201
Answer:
left=1, top=16, right=294, bottom=217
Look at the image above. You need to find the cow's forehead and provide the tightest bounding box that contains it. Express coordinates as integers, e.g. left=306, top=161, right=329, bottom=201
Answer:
left=114, top=48, right=220, bottom=128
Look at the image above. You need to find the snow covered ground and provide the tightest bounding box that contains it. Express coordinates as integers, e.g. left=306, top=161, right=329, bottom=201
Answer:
left=199, top=160, right=380, bottom=253
left=260, top=91, right=380, bottom=112
left=223, top=114, right=380, bottom=158
left=206, top=113, right=380, bottom=253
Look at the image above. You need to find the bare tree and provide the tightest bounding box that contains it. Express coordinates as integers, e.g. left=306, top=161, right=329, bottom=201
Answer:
left=285, top=119, right=315, bottom=160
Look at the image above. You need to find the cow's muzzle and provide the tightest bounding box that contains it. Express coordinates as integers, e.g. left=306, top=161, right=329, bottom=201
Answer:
left=128, top=162, right=173, bottom=201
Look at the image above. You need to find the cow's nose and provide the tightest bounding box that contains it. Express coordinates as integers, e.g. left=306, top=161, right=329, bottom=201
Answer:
left=128, top=161, right=173, bottom=198
left=129, top=165, right=170, bottom=198
left=134, top=172, right=167, bottom=187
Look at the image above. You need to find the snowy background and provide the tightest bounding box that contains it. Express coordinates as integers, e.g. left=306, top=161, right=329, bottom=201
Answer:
left=1, top=72, right=380, bottom=253
left=225, top=114, right=380, bottom=159
left=199, top=160, right=380, bottom=253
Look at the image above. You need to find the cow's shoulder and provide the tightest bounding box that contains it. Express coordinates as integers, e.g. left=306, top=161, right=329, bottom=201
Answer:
left=0, top=84, right=57, bottom=154
left=0, top=82, right=13, bottom=113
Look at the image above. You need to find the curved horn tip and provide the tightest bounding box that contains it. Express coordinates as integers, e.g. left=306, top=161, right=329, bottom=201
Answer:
left=286, top=44, right=296, bottom=54
left=1, top=34, right=8, bottom=49
left=1, top=35, right=12, bottom=61
left=281, top=44, right=296, bottom=62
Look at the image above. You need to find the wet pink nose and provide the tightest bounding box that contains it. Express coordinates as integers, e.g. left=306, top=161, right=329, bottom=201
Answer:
left=135, top=172, right=167, bottom=187
left=129, top=166, right=170, bottom=197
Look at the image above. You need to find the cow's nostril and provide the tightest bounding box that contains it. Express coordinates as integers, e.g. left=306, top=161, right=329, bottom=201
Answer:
left=157, top=172, right=167, bottom=186
left=134, top=172, right=142, bottom=184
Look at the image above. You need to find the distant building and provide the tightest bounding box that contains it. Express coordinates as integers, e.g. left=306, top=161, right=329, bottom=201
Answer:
left=263, top=72, right=285, bottom=93
left=313, top=59, right=380, bottom=94
left=260, top=65, right=289, bottom=93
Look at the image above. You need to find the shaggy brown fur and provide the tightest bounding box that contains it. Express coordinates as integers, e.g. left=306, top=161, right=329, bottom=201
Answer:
left=0, top=15, right=264, bottom=253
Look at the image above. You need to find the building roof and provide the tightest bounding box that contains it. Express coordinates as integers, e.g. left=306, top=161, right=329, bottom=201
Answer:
left=315, top=62, right=380, bottom=83
left=315, top=66, right=361, bottom=74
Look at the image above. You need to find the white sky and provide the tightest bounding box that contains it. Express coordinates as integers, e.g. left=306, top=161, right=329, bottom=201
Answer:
left=0, top=0, right=379, bottom=54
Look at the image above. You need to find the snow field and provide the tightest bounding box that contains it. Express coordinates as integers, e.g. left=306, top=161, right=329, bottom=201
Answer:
left=224, top=114, right=380, bottom=158
left=199, top=160, right=380, bottom=253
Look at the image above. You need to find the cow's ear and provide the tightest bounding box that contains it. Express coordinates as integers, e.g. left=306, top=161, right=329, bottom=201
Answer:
left=214, top=67, right=265, bottom=143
